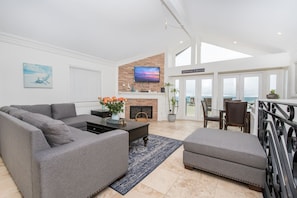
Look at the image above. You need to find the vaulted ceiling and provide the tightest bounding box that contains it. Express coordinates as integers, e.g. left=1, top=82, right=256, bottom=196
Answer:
left=0, top=0, right=296, bottom=63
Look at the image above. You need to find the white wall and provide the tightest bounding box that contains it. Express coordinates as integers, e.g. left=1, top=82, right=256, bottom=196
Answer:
left=0, top=34, right=118, bottom=114
left=288, top=51, right=297, bottom=98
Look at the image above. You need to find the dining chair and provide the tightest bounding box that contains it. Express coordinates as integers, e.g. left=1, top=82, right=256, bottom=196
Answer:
left=224, top=101, right=248, bottom=131
left=201, top=100, right=220, bottom=128
left=223, top=98, right=233, bottom=110
left=203, top=98, right=212, bottom=112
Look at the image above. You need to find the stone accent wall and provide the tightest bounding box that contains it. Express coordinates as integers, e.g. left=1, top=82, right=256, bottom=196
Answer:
left=125, top=99, right=158, bottom=121
left=118, top=53, right=164, bottom=92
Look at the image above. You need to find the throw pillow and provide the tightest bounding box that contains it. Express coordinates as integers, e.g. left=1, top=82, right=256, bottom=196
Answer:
left=22, top=112, right=74, bottom=147
left=41, top=120, right=75, bottom=147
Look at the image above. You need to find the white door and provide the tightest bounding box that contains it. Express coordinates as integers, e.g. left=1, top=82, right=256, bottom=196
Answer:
left=172, top=76, right=213, bottom=120
left=220, top=73, right=261, bottom=109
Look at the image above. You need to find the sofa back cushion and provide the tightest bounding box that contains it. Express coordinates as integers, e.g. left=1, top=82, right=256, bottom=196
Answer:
left=11, top=104, right=52, bottom=118
left=51, top=103, right=77, bottom=120
left=8, top=108, right=29, bottom=119
left=0, top=106, right=29, bottom=120
left=0, top=106, right=19, bottom=114
left=22, top=112, right=74, bottom=147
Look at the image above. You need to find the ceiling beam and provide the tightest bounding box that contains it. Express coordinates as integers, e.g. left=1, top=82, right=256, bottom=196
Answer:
left=160, top=0, right=192, bottom=39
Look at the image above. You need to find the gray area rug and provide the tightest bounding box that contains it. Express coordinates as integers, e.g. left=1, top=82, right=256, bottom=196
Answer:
left=110, top=134, right=182, bottom=195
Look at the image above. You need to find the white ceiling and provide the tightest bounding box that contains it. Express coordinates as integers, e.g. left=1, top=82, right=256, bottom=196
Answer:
left=0, top=0, right=296, bottom=63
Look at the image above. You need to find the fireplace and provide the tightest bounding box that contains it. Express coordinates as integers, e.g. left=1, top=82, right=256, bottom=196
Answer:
left=130, top=106, right=153, bottom=119
left=125, top=98, right=158, bottom=121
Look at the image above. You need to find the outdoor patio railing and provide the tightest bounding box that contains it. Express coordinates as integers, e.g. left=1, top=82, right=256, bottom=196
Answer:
left=258, top=100, right=297, bottom=198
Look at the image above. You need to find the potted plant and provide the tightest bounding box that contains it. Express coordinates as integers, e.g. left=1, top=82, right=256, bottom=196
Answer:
left=164, top=83, right=179, bottom=122
left=266, top=89, right=280, bottom=99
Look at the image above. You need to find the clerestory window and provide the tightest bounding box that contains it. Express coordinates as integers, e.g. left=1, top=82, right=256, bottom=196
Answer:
left=201, top=42, right=251, bottom=64
left=175, top=47, right=191, bottom=67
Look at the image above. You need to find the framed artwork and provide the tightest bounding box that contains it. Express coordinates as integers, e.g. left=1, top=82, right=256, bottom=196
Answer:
left=23, top=63, right=53, bottom=88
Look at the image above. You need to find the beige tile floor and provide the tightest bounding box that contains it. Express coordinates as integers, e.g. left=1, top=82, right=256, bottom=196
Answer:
left=0, top=120, right=263, bottom=198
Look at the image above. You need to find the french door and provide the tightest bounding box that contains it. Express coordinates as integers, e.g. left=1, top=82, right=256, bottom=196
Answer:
left=175, top=76, right=213, bottom=120
left=170, top=69, right=283, bottom=121
left=220, top=73, right=261, bottom=109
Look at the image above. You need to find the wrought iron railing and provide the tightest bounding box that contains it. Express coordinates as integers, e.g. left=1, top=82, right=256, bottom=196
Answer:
left=258, top=100, right=297, bottom=198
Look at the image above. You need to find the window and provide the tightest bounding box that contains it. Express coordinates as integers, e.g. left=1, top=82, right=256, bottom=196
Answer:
left=185, top=79, right=195, bottom=117
left=201, top=42, right=251, bottom=64
left=222, top=74, right=260, bottom=105
left=175, top=47, right=191, bottom=66
left=201, top=79, right=212, bottom=98
left=269, top=74, right=277, bottom=91
left=243, top=76, right=259, bottom=104
left=70, top=67, right=101, bottom=102
left=223, top=78, right=237, bottom=99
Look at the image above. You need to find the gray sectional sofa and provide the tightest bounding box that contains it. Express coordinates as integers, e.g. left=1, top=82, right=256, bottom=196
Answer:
left=0, top=103, right=129, bottom=198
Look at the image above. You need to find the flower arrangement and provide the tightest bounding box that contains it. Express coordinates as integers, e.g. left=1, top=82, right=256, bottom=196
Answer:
left=98, top=96, right=127, bottom=114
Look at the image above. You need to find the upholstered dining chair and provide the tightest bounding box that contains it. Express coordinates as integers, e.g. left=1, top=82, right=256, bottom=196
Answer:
left=203, top=98, right=212, bottom=112
left=223, top=98, right=233, bottom=110
left=201, top=100, right=220, bottom=128
left=224, top=101, right=248, bottom=131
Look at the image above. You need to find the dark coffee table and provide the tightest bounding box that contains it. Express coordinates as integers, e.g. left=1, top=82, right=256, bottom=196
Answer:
left=87, top=118, right=149, bottom=146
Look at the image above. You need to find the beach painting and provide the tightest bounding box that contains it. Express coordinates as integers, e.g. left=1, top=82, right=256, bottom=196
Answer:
left=23, top=63, right=53, bottom=88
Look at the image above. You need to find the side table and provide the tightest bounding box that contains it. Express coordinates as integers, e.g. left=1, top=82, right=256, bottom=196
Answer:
left=91, top=109, right=112, bottom=118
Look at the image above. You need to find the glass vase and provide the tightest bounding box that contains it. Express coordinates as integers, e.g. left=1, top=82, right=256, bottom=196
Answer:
left=111, top=113, right=120, bottom=120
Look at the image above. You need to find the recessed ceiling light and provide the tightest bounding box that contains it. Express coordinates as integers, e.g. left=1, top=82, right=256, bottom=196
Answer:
left=277, top=32, right=282, bottom=36
left=179, top=40, right=184, bottom=44
left=233, top=41, right=237, bottom=44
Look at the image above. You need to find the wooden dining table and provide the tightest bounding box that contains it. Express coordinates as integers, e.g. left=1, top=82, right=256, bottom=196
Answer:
left=219, top=109, right=251, bottom=133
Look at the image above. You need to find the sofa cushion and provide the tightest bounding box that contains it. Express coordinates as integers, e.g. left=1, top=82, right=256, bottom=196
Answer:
left=51, top=103, right=77, bottom=120
left=11, top=104, right=52, bottom=118
left=61, top=114, right=96, bottom=130
left=0, top=106, right=18, bottom=113
left=8, top=108, right=29, bottom=119
left=22, top=112, right=74, bottom=147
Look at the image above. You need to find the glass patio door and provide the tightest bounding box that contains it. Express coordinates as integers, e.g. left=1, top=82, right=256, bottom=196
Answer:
left=221, top=73, right=261, bottom=108
left=182, top=77, right=213, bottom=120
left=185, top=79, right=196, bottom=117
left=223, top=77, right=237, bottom=99
left=242, top=75, right=260, bottom=104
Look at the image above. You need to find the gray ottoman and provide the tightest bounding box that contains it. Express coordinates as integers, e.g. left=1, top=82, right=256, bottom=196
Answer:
left=183, top=128, right=267, bottom=189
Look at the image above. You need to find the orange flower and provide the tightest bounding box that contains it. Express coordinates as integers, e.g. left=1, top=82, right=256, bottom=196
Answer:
left=118, top=97, right=124, bottom=102
left=98, top=96, right=127, bottom=114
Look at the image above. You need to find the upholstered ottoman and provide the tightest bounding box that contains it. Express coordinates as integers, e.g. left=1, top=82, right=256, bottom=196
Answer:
left=183, top=128, right=267, bottom=189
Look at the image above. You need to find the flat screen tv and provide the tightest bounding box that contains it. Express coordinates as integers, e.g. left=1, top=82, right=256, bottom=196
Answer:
left=134, top=66, right=160, bottom=83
